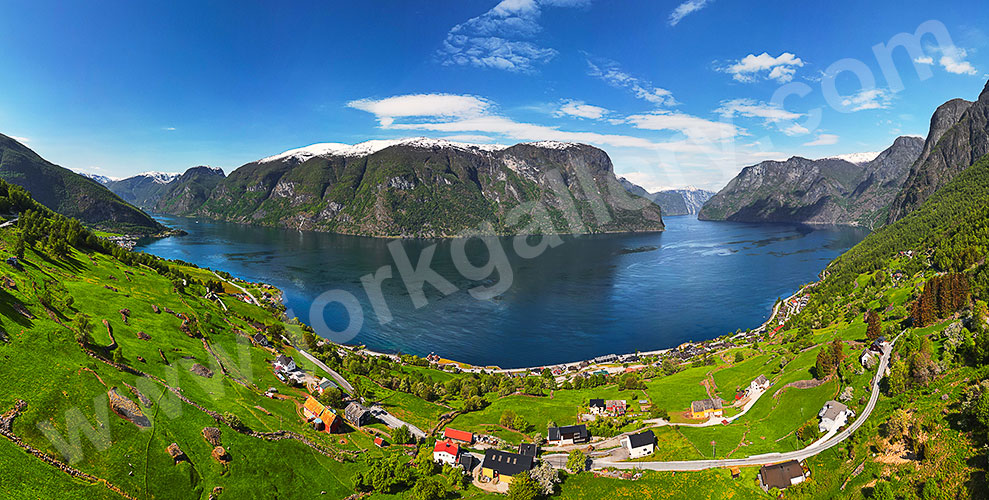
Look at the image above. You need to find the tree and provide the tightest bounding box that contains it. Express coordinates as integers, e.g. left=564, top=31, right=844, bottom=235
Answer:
left=528, top=462, right=560, bottom=496
left=224, top=412, right=246, bottom=431
left=866, top=310, right=882, bottom=341
left=871, top=482, right=894, bottom=500
left=734, top=351, right=744, bottom=363
left=566, top=449, right=587, bottom=473
left=409, top=476, right=446, bottom=500
left=512, top=414, right=529, bottom=433
left=887, top=360, right=908, bottom=395
left=815, top=348, right=836, bottom=379
left=922, top=480, right=942, bottom=500
left=974, top=391, right=989, bottom=430
left=500, top=410, right=518, bottom=429
left=507, top=471, right=540, bottom=500
left=392, top=425, right=413, bottom=445
left=112, top=348, right=125, bottom=365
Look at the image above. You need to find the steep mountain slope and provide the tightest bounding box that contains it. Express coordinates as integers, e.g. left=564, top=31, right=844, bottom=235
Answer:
left=0, top=133, right=163, bottom=234
left=618, top=178, right=714, bottom=216
left=152, top=166, right=225, bottom=214
left=105, top=172, right=181, bottom=209
left=699, top=136, right=923, bottom=226
left=158, top=138, right=663, bottom=237
left=886, top=83, right=988, bottom=222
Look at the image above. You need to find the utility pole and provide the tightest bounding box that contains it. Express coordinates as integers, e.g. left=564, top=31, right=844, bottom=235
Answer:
left=711, top=440, right=716, bottom=459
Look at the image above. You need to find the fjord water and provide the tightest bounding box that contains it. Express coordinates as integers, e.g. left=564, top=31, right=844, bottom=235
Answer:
left=138, top=215, right=867, bottom=368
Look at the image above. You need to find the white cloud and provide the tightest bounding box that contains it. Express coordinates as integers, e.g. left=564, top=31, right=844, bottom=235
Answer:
left=669, top=0, right=712, bottom=26
left=715, top=99, right=801, bottom=122
left=939, top=46, right=977, bottom=75
left=803, top=134, right=839, bottom=146
left=722, top=52, right=805, bottom=83
left=587, top=59, right=676, bottom=106
left=555, top=99, right=609, bottom=119
left=347, top=94, right=491, bottom=126
left=163, top=127, right=176, bottom=131
left=913, top=56, right=934, bottom=65
left=9, top=135, right=29, bottom=143
left=782, top=123, right=810, bottom=136
left=625, top=110, right=741, bottom=142
left=840, top=88, right=893, bottom=112
left=437, top=0, right=589, bottom=72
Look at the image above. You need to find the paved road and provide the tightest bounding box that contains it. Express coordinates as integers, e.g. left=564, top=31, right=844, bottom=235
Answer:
left=546, top=338, right=896, bottom=472
left=213, top=271, right=261, bottom=306
left=296, top=347, right=355, bottom=394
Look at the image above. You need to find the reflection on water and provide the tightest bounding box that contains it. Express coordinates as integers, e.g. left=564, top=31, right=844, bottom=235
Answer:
left=138, top=215, right=868, bottom=368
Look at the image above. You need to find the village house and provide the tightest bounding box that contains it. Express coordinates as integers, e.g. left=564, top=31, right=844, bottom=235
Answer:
left=518, top=443, right=539, bottom=457
left=302, top=396, right=341, bottom=433
left=749, top=375, right=770, bottom=393
left=443, top=428, right=474, bottom=444
left=345, top=402, right=373, bottom=428
left=621, top=430, right=655, bottom=459
left=758, top=460, right=808, bottom=492
left=314, top=377, right=337, bottom=396
left=593, top=354, right=619, bottom=364
left=588, top=399, right=606, bottom=415
left=690, top=398, right=724, bottom=420
left=605, top=400, right=627, bottom=416
left=433, top=440, right=461, bottom=465
left=818, top=400, right=854, bottom=433
left=273, top=354, right=296, bottom=372
left=480, top=449, right=534, bottom=485
left=252, top=333, right=270, bottom=347
left=547, top=424, right=590, bottom=446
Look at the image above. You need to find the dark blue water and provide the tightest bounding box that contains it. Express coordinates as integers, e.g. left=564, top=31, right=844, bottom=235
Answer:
left=137, top=215, right=867, bottom=368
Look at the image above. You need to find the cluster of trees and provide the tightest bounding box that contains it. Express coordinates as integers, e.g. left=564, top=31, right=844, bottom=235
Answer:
left=354, top=443, right=469, bottom=499
left=814, top=340, right=846, bottom=380
left=911, top=273, right=971, bottom=327
left=499, top=410, right=529, bottom=432
left=586, top=416, right=637, bottom=438
left=888, top=335, right=938, bottom=395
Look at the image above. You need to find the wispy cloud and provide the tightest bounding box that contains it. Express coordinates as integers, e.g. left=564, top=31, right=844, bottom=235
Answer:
left=163, top=127, right=177, bottom=131
left=841, top=88, right=893, bottom=112
left=438, top=0, right=590, bottom=72
left=669, top=0, right=712, bottom=26
left=803, top=133, right=839, bottom=146
left=913, top=56, right=934, bottom=65
left=721, top=52, right=805, bottom=83
left=555, top=99, right=610, bottom=119
left=587, top=58, right=677, bottom=106
left=715, top=98, right=806, bottom=136
left=625, top=110, right=740, bottom=142
left=939, top=46, right=977, bottom=75
left=9, top=135, right=30, bottom=143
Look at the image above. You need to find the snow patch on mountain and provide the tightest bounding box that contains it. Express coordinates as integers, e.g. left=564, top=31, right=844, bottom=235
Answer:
left=135, top=171, right=182, bottom=184
left=259, top=137, right=510, bottom=164
left=822, top=151, right=881, bottom=165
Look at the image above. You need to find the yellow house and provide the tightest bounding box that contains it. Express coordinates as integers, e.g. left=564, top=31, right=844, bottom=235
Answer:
left=690, top=398, right=724, bottom=420
left=481, top=449, right=533, bottom=484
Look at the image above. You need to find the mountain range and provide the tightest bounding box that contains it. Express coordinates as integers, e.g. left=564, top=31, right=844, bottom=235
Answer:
left=617, top=179, right=715, bottom=216
left=108, top=138, right=665, bottom=238
left=698, top=135, right=924, bottom=227
left=0, top=134, right=163, bottom=234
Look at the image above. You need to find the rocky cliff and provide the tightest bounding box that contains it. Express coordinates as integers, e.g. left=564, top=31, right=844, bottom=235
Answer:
left=699, top=136, right=923, bottom=226
left=886, top=83, right=989, bottom=223
left=156, top=138, right=663, bottom=237
left=618, top=179, right=714, bottom=216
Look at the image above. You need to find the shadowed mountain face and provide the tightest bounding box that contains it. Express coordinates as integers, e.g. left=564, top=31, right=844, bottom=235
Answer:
left=698, top=136, right=923, bottom=227
left=887, top=82, right=989, bottom=223
left=0, top=133, right=163, bottom=234
left=150, top=139, right=663, bottom=237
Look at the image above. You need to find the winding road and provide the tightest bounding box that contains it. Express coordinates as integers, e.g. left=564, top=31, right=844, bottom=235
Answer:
left=545, top=337, right=896, bottom=471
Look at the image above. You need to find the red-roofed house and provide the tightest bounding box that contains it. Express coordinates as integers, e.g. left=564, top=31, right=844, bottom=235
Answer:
left=374, top=437, right=385, bottom=448
left=433, top=440, right=461, bottom=465
left=443, top=428, right=474, bottom=444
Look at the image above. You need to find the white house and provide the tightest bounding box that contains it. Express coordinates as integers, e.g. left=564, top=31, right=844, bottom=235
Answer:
left=274, top=354, right=296, bottom=372
left=818, top=400, right=854, bottom=433
left=433, top=440, right=461, bottom=466
left=621, top=430, right=655, bottom=459
left=749, top=374, right=770, bottom=393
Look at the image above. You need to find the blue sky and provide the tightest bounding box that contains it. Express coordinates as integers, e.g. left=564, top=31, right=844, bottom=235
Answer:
left=0, top=0, right=987, bottom=190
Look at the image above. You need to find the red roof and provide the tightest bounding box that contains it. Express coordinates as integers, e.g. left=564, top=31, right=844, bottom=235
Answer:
left=433, top=440, right=459, bottom=456
left=443, top=428, right=473, bottom=443
left=374, top=437, right=384, bottom=447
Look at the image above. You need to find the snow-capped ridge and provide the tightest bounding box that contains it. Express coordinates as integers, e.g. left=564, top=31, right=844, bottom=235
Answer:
left=135, top=171, right=182, bottom=184
left=821, top=151, right=881, bottom=165
left=259, top=137, right=511, bottom=164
